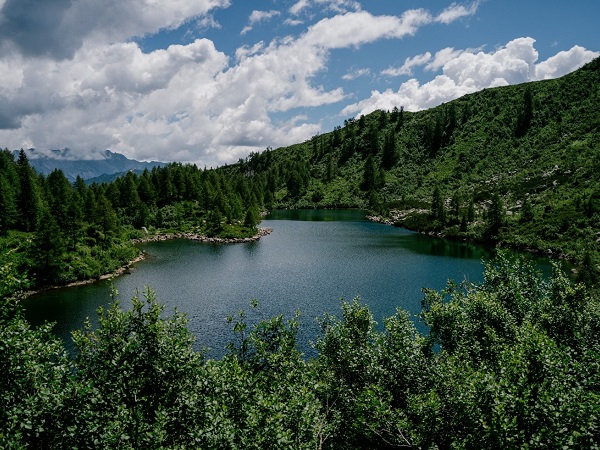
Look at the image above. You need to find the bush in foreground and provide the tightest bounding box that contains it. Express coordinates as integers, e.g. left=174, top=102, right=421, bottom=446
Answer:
left=1, top=252, right=598, bottom=448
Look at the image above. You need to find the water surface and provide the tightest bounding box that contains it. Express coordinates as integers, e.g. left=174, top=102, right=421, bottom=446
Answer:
left=24, top=210, right=549, bottom=357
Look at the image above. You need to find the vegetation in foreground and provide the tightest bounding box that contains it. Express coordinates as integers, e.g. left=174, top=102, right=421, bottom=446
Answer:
left=1, top=252, right=598, bottom=448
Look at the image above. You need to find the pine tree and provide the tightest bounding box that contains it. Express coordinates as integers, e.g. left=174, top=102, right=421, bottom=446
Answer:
left=519, top=196, right=534, bottom=223
left=430, top=114, right=443, bottom=157
left=459, top=214, right=468, bottom=232
left=0, top=174, right=17, bottom=234
left=46, top=169, right=72, bottom=231
left=431, top=186, right=445, bottom=224
left=486, top=192, right=504, bottom=239
left=16, top=149, right=41, bottom=232
left=450, top=191, right=461, bottom=223
left=31, top=207, right=65, bottom=284
left=244, top=207, right=259, bottom=229
left=515, top=86, right=533, bottom=137
left=393, top=106, right=404, bottom=132
left=467, top=198, right=475, bottom=222
left=361, top=155, right=377, bottom=192
left=381, top=130, right=397, bottom=170
left=65, top=191, right=84, bottom=250
left=94, top=195, right=118, bottom=248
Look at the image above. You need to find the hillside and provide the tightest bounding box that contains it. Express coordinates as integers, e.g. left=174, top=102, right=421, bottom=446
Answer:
left=220, top=57, right=600, bottom=278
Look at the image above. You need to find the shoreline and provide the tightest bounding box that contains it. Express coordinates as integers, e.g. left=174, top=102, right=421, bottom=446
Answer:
left=366, top=212, right=574, bottom=264
left=131, top=226, right=273, bottom=245
left=21, top=227, right=273, bottom=299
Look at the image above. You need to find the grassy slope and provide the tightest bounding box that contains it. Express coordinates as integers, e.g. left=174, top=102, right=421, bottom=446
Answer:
left=233, top=57, right=599, bottom=274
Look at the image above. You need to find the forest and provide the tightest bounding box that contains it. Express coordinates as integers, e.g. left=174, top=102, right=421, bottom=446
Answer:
left=1, top=59, right=599, bottom=447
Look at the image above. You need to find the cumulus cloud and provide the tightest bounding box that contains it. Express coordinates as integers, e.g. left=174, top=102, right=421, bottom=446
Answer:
left=534, top=45, right=599, bottom=79
left=0, top=0, right=595, bottom=168
left=424, top=47, right=469, bottom=71
left=0, top=0, right=231, bottom=60
left=290, top=0, right=361, bottom=16
left=382, top=52, right=432, bottom=77
left=1, top=6, right=450, bottom=165
left=284, top=18, right=304, bottom=26
left=435, top=1, right=480, bottom=24
left=342, top=37, right=598, bottom=117
left=342, top=68, right=371, bottom=80
left=300, top=9, right=432, bottom=50
left=241, top=9, right=281, bottom=35
left=290, top=0, right=310, bottom=16
left=196, top=14, right=222, bottom=32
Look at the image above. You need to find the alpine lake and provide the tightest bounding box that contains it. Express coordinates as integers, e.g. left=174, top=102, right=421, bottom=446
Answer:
left=24, top=209, right=557, bottom=358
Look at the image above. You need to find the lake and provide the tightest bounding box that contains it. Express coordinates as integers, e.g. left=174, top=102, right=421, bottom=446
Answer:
left=24, top=210, right=551, bottom=358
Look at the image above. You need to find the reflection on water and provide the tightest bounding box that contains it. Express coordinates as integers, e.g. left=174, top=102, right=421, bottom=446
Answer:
left=265, top=209, right=367, bottom=222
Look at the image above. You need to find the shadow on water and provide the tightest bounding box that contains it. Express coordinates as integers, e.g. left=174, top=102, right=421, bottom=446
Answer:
left=266, top=209, right=367, bottom=222
left=379, top=233, right=493, bottom=260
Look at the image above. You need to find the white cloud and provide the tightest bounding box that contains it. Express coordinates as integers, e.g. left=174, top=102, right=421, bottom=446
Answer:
left=534, top=45, right=599, bottom=80
left=290, top=0, right=310, bottom=15
left=290, top=0, right=361, bottom=16
left=284, top=18, right=304, bottom=26
left=342, top=37, right=598, bottom=117
left=300, top=9, right=432, bottom=49
left=0, top=0, right=231, bottom=60
left=241, top=10, right=281, bottom=35
left=196, top=14, right=222, bottom=32
left=1, top=1, right=595, bottom=169
left=424, top=47, right=467, bottom=71
left=343, top=68, right=371, bottom=80
left=435, top=1, right=480, bottom=24
left=382, top=52, right=432, bottom=77
left=3, top=8, right=437, bottom=165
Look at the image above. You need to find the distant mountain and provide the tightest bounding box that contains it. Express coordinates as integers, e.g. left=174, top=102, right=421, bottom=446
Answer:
left=12, top=148, right=166, bottom=182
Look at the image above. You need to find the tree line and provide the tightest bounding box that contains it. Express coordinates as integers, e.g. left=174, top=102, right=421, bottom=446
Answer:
left=4, top=57, right=598, bottom=292
left=0, top=149, right=277, bottom=292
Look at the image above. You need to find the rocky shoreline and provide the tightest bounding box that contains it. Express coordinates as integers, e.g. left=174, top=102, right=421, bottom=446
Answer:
left=131, top=227, right=273, bottom=245
left=22, top=227, right=273, bottom=298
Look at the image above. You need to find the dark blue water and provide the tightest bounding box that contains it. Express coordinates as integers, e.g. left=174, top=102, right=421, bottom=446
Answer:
left=23, top=210, right=551, bottom=358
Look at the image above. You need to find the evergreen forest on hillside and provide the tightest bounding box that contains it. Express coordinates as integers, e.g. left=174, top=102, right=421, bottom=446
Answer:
left=1, top=59, right=599, bottom=447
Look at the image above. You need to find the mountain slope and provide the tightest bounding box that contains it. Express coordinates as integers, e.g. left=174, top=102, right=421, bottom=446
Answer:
left=11, top=148, right=166, bottom=181
left=221, top=57, right=600, bottom=275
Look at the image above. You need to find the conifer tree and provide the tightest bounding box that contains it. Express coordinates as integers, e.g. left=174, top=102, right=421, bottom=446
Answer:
left=31, top=207, right=65, bottom=284
left=381, top=130, right=397, bottom=170
left=467, top=197, right=475, bottom=222
left=515, top=86, right=533, bottom=137
left=519, top=195, right=534, bottom=223
left=486, top=192, right=504, bottom=239
left=431, top=186, right=445, bottom=224
left=0, top=175, right=17, bottom=234
left=361, top=155, right=377, bottom=192
left=94, top=195, right=118, bottom=248
left=16, top=150, right=41, bottom=232
left=46, top=169, right=72, bottom=231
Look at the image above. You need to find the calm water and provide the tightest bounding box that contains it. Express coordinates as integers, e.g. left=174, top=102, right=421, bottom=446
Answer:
left=24, top=210, right=550, bottom=357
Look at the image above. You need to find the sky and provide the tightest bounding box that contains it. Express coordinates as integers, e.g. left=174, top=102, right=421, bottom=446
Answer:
left=0, top=0, right=598, bottom=167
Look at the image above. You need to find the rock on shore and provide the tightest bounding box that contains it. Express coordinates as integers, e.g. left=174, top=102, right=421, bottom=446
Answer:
left=131, top=227, right=273, bottom=245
